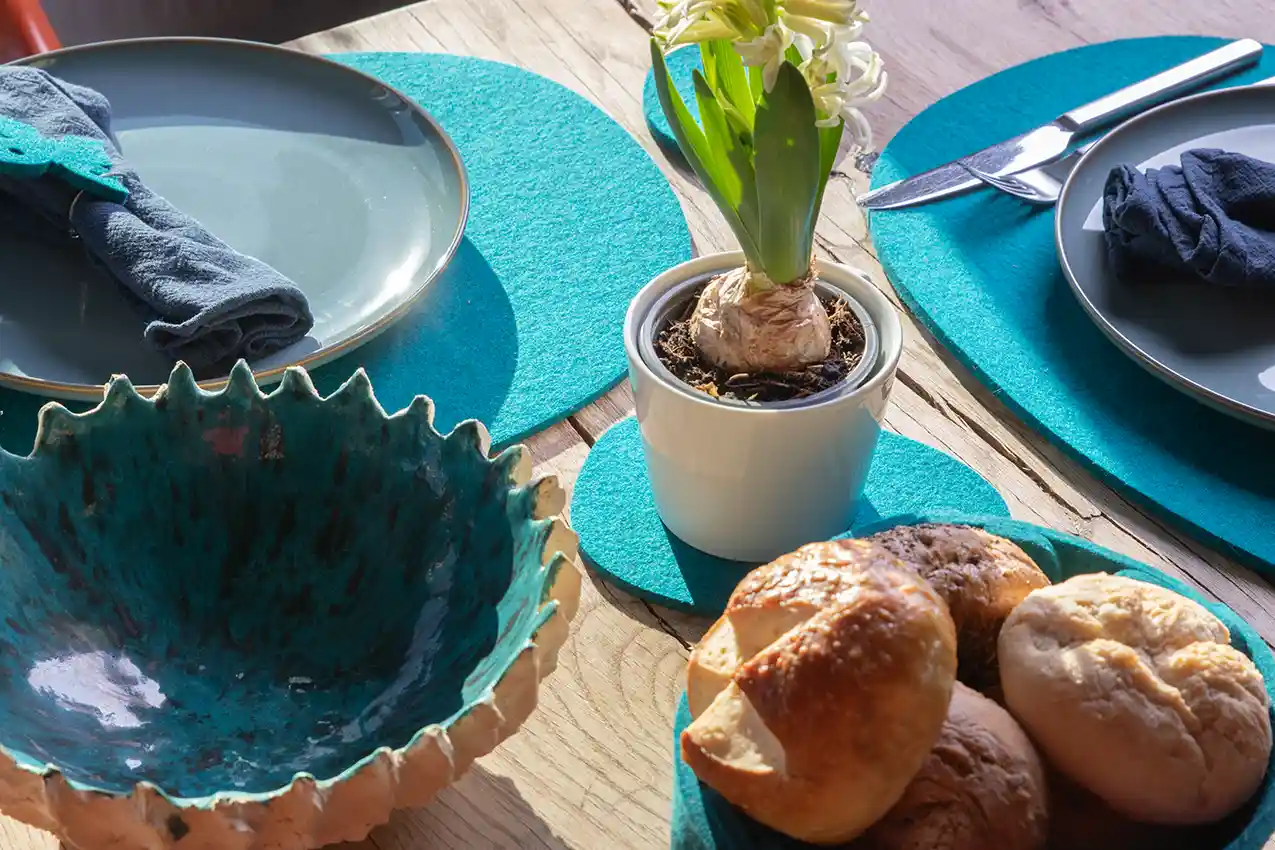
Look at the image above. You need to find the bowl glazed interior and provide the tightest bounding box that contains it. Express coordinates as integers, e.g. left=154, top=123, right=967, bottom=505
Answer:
left=0, top=363, right=558, bottom=800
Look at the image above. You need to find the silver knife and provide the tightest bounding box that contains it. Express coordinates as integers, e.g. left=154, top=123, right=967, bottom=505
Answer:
left=859, top=38, right=1264, bottom=211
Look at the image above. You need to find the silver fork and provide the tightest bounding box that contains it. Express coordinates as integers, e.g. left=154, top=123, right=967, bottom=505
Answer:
left=960, top=141, right=1097, bottom=206
left=963, top=75, right=1275, bottom=205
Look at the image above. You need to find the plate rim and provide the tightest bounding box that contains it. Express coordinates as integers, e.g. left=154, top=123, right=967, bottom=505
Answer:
left=1054, top=82, right=1275, bottom=431
left=5, top=36, right=470, bottom=401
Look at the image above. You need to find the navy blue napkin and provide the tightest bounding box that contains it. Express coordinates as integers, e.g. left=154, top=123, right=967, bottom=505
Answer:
left=1103, top=148, right=1275, bottom=288
left=0, top=67, right=314, bottom=371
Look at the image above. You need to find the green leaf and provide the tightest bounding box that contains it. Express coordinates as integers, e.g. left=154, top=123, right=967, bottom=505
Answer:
left=753, top=61, right=822, bottom=284
left=650, top=41, right=763, bottom=267
left=708, top=39, right=755, bottom=127
left=693, top=70, right=760, bottom=242
left=719, top=101, right=753, bottom=145
left=699, top=43, right=717, bottom=90
left=814, top=120, right=844, bottom=219
left=693, top=70, right=744, bottom=209
left=747, top=63, right=764, bottom=100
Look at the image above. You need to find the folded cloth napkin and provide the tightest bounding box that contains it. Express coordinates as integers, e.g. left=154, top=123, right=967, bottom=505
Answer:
left=1103, top=148, right=1275, bottom=288
left=0, top=67, right=314, bottom=371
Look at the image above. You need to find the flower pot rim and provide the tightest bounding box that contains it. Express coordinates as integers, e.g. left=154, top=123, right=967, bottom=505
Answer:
left=625, top=251, right=903, bottom=414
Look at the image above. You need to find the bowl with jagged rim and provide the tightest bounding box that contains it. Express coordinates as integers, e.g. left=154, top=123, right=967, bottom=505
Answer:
left=0, top=361, right=580, bottom=850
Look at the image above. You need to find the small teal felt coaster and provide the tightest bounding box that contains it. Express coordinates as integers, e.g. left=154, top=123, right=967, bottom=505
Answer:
left=0, top=54, right=691, bottom=453
left=0, top=115, right=126, bottom=201
left=572, top=417, right=1009, bottom=615
left=869, top=36, right=1275, bottom=574
left=669, top=512, right=1275, bottom=850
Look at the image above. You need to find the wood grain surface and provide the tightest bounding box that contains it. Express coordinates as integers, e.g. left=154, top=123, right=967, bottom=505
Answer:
left=8, top=1, right=1275, bottom=848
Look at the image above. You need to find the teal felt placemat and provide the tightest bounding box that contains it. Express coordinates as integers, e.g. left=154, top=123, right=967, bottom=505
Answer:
left=0, top=53, right=691, bottom=452
left=869, top=36, right=1275, bottom=573
left=571, top=417, right=1009, bottom=614
left=670, top=512, right=1275, bottom=850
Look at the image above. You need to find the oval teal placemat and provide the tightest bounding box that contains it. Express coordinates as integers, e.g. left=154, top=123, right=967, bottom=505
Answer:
left=869, top=36, right=1275, bottom=573
left=571, top=417, right=1009, bottom=614
left=669, top=511, right=1275, bottom=850
left=0, top=53, right=691, bottom=452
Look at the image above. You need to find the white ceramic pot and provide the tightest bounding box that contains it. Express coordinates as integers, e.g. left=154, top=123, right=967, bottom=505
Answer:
left=624, top=251, right=904, bottom=563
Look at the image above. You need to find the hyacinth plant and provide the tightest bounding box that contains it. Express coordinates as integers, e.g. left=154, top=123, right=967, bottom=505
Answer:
left=651, top=0, right=886, bottom=375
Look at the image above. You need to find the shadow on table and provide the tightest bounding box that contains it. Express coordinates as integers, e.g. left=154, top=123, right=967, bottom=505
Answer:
left=366, top=764, right=569, bottom=849
left=580, top=565, right=711, bottom=648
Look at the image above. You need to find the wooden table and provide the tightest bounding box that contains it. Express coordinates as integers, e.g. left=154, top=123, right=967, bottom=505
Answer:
left=8, top=2, right=1275, bottom=848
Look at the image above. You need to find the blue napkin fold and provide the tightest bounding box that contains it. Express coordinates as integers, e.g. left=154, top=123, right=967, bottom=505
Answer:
left=0, top=67, right=314, bottom=372
left=1103, top=148, right=1275, bottom=288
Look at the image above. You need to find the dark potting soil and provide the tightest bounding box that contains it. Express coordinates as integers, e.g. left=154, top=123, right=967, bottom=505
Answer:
left=654, top=287, right=867, bottom=404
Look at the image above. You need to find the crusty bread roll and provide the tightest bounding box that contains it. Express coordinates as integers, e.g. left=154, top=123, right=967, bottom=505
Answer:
left=861, top=682, right=1049, bottom=850
left=686, top=614, right=742, bottom=720
left=1000, top=573, right=1272, bottom=825
left=869, top=523, right=1050, bottom=690
left=686, top=548, right=885, bottom=719
left=681, top=539, right=957, bottom=845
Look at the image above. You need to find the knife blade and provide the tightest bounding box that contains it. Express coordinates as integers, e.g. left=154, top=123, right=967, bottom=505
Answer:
left=859, top=38, right=1264, bottom=211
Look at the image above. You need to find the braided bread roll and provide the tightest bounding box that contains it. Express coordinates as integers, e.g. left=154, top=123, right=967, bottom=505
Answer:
left=682, top=539, right=958, bottom=845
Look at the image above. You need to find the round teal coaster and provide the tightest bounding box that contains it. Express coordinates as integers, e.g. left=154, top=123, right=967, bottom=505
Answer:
left=571, top=417, right=1009, bottom=615
left=0, top=54, right=691, bottom=452
left=669, top=512, right=1275, bottom=850
left=867, top=36, right=1275, bottom=573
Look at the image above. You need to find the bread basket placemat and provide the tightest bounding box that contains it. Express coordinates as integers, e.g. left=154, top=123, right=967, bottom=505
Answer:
left=866, top=36, right=1275, bottom=574
left=571, top=418, right=1010, bottom=614
left=669, top=511, right=1275, bottom=850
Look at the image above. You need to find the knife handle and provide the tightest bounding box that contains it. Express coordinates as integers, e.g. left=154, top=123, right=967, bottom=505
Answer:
left=1061, top=39, right=1263, bottom=132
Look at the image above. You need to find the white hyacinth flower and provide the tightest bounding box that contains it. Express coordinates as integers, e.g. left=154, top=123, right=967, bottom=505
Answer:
left=782, top=0, right=862, bottom=27
left=654, top=0, right=763, bottom=47
left=653, top=0, right=886, bottom=145
left=799, top=29, right=886, bottom=142
left=735, top=24, right=793, bottom=90
left=779, top=12, right=832, bottom=47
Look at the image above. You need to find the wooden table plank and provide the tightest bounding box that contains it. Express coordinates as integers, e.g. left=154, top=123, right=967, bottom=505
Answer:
left=6, top=2, right=1275, bottom=849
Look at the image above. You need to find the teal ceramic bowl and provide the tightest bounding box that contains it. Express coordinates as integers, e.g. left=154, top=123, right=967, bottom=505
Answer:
left=0, top=361, right=580, bottom=850
left=671, top=512, right=1275, bottom=850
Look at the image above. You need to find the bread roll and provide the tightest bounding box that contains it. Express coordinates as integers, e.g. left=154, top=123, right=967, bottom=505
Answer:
left=862, top=682, right=1049, bottom=850
left=999, top=573, right=1272, bottom=825
left=870, top=523, right=1050, bottom=690
left=687, top=614, right=743, bottom=720
left=687, top=545, right=892, bottom=719
left=1045, top=766, right=1226, bottom=850
left=681, top=539, right=957, bottom=845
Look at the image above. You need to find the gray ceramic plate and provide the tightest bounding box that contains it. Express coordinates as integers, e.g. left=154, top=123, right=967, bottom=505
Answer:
left=1056, top=84, right=1275, bottom=430
left=3, top=38, right=467, bottom=400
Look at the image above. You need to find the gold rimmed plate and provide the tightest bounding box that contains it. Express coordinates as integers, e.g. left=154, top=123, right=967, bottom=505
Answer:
left=2, top=37, right=468, bottom=400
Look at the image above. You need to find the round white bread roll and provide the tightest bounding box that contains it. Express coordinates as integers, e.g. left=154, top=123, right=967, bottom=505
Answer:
left=861, top=682, right=1049, bottom=850
left=999, top=573, right=1272, bottom=825
left=681, top=539, right=958, bottom=845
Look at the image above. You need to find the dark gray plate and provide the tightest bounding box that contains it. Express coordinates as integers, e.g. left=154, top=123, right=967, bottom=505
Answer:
left=1056, top=84, right=1275, bottom=430
left=3, top=38, right=467, bottom=400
